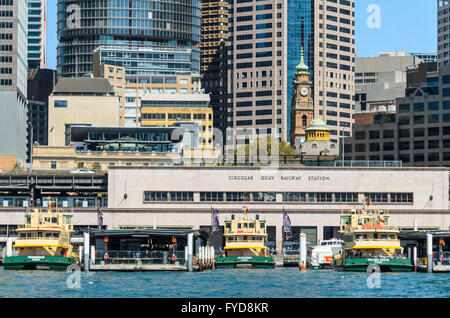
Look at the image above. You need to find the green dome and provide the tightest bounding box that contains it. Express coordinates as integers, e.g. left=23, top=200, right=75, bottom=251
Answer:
left=296, top=47, right=310, bottom=74
left=306, top=119, right=329, bottom=130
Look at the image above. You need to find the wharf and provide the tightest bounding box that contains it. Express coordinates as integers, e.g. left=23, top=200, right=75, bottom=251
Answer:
left=89, top=263, right=189, bottom=271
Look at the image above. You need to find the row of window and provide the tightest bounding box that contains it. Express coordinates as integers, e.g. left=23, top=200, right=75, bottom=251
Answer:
left=143, top=191, right=413, bottom=204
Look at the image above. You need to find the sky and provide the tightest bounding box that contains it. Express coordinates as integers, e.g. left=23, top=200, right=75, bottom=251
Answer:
left=46, top=0, right=438, bottom=70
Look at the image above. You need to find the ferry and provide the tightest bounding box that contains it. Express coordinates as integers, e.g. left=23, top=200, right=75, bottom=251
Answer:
left=307, top=238, right=343, bottom=269
left=332, top=200, right=413, bottom=272
left=216, top=209, right=275, bottom=269
left=3, top=202, right=78, bottom=270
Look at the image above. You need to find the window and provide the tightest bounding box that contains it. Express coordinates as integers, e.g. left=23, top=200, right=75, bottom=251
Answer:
left=54, top=100, right=67, bottom=108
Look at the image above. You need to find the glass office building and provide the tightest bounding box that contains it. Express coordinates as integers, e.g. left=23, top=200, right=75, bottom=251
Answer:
left=287, top=0, right=314, bottom=139
left=57, top=0, right=201, bottom=77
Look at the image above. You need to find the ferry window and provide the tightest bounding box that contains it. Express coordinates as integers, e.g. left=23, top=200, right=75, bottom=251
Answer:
left=20, top=233, right=26, bottom=238
left=358, top=219, right=362, bottom=225
left=53, top=233, right=59, bottom=238
left=244, top=223, right=248, bottom=228
left=249, top=223, right=254, bottom=228
left=225, top=223, right=231, bottom=229
left=46, top=233, right=52, bottom=237
left=238, top=223, right=241, bottom=229
left=260, top=223, right=265, bottom=228
left=51, top=218, right=57, bottom=223
left=45, top=218, right=50, bottom=222
left=244, top=236, right=247, bottom=241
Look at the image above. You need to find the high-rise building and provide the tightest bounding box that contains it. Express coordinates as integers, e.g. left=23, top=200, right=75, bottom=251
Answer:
left=227, top=0, right=288, bottom=152
left=27, top=0, right=47, bottom=70
left=226, top=0, right=355, bottom=153
left=199, top=0, right=230, bottom=138
left=438, top=0, right=450, bottom=68
left=355, top=51, right=422, bottom=113
left=57, top=0, right=202, bottom=78
left=27, top=68, right=57, bottom=163
left=0, top=0, right=28, bottom=164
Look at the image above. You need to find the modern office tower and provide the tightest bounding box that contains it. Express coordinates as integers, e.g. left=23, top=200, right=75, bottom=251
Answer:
left=27, top=0, right=47, bottom=69
left=200, top=0, right=230, bottom=137
left=312, top=0, right=355, bottom=142
left=227, top=0, right=355, bottom=152
left=57, top=0, right=202, bottom=78
left=227, top=0, right=288, bottom=152
left=344, top=63, right=450, bottom=167
left=27, top=69, right=57, bottom=163
left=355, top=52, right=421, bottom=113
left=438, top=0, right=450, bottom=68
left=0, top=0, right=28, bottom=164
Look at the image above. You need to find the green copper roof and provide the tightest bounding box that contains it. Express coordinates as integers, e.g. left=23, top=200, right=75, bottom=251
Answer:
left=306, top=118, right=328, bottom=130
left=296, top=47, right=309, bottom=74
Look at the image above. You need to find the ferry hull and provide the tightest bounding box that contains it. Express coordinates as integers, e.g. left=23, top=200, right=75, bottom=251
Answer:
left=3, top=256, right=77, bottom=270
left=333, top=258, right=413, bottom=272
left=216, top=256, right=275, bottom=269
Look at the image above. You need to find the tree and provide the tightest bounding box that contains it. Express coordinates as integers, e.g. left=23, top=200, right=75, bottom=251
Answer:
left=235, top=137, right=295, bottom=157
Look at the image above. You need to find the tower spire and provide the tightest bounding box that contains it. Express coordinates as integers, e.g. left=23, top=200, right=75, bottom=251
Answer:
left=296, top=47, right=309, bottom=74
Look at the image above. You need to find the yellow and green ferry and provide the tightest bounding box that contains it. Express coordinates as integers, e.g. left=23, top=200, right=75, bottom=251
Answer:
left=332, top=200, right=413, bottom=272
left=3, top=203, right=78, bottom=270
left=216, top=209, right=275, bottom=269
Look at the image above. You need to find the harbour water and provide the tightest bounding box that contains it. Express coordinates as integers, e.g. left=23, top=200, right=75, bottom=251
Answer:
left=0, top=267, right=448, bottom=298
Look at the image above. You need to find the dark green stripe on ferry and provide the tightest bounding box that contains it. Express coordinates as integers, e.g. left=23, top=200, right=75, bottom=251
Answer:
left=216, top=256, right=275, bottom=269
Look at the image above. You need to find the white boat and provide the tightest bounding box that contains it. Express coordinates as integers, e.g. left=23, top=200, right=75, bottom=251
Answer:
left=306, top=238, right=343, bottom=269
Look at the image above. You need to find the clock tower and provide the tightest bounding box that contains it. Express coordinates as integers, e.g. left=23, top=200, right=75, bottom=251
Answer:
left=290, top=48, right=314, bottom=149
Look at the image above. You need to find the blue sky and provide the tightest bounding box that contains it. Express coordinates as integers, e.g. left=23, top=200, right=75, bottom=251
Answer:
left=46, top=0, right=437, bottom=70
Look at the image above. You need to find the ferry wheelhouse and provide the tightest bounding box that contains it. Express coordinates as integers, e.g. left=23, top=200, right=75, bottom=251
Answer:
left=332, top=200, right=412, bottom=272
left=3, top=203, right=78, bottom=270
left=216, top=209, right=275, bottom=268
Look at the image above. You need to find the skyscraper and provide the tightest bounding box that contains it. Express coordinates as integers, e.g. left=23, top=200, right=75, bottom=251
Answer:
left=438, top=0, right=450, bottom=69
left=200, top=0, right=230, bottom=138
left=27, top=0, right=47, bottom=69
left=57, top=0, right=202, bottom=78
left=0, top=0, right=28, bottom=163
left=226, top=0, right=355, bottom=152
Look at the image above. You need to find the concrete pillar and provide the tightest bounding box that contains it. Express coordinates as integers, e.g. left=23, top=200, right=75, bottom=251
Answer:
left=187, top=233, right=193, bottom=272
left=163, top=251, right=168, bottom=265
left=299, top=233, right=307, bottom=268
left=426, top=233, right=433, bottom=273
left=276, top=225, right=283, bottom=255
left=90, top=246, right=96, bottom=265
left=79, top=246, right=83, bottom=264
left=413, top=219, right=418, bottom=270
left=6, top=238, right=13, bottom=257
left=83, top=232, right=90, bottom=271
left=184, top=246, right=188, bottom=264
left=316, top=226, right=323, bottom=245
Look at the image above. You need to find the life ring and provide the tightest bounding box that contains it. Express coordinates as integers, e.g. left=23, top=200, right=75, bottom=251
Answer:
left=104, top=252, right=109, bottom=261
left=172, top=254, right=177, bottom=262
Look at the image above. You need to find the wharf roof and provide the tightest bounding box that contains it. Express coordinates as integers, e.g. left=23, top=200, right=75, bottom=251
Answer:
left=399, top=230, right=450, bottom=240
left=85, top=228, right=210, bottom=239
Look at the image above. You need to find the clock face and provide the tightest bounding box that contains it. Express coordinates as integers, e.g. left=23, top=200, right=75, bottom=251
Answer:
left=300, top=87, right=309, bottom=97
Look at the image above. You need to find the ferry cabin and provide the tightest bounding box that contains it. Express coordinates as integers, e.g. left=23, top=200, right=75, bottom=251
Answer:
left=339, top=208, right=403, bottom=258
left=14, top=209, right=74, bottom=257
left=223, top=215, right=267, bottom=257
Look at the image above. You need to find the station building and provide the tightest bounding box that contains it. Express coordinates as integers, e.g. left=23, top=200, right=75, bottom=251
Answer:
left=106, top=166, right=450, bottom=251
